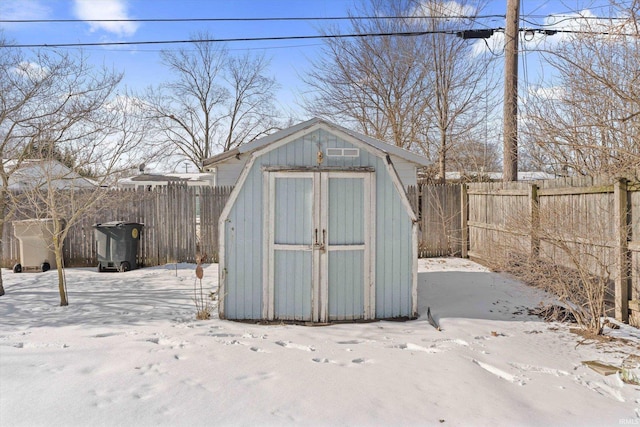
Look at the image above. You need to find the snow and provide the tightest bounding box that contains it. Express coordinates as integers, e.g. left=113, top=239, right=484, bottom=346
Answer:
left=1, top=257, right=639, bottom=426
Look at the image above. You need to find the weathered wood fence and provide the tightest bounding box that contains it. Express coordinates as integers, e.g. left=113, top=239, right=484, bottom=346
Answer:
left=2, top=185, right=232, bottom=268
left=463, top=176, right=640, bottom=326
left=4, top=177, right=637, bottom=325
left=408, top=184, right=463, bottom=257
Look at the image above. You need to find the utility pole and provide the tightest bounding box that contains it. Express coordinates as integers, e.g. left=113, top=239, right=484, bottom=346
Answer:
left=503, top=0, right=519, bottom=181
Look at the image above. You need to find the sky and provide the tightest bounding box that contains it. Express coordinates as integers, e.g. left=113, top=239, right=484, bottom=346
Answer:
left=1, top=0, right=626, bottom=109
left=0, top=0, right=630, bottom=173
left=1, top=0, right=361, bottom=116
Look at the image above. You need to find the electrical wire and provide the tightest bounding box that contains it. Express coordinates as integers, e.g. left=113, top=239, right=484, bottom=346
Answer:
left=0, top=14, right=506, bottom=24
left=0, top=30, right=470, bottom=48
left=3, top=26, right=637, bottom=50
left=521, top=15, right=630, bottom=27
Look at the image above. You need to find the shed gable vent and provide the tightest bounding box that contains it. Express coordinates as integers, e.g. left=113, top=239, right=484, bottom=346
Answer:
left=326, top=148, right=360, bottom=157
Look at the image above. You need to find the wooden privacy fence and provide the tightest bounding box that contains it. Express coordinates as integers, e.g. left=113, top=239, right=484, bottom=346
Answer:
left=6, top=176, right=637, bottom=325
left=463, top=176, right=640, bottom=326
left=408, top=184, right=463, bottom=257
left=2, top=185, right=232, bottom=269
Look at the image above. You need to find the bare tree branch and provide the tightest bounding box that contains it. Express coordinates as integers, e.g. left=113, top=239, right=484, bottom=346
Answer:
left=141, top=31, right=281, bottom=170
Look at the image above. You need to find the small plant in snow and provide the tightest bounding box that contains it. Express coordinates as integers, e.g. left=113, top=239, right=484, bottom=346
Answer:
left=620, top=369, right=640, bottom=386
left=194, top=255, right=211, bottom=320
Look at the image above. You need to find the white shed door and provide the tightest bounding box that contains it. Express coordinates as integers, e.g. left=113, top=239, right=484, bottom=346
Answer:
left=265, top=171, right=374, bottom=322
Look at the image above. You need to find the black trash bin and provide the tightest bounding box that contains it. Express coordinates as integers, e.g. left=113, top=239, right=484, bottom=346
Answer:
left=94, top=221, right=143, bottom=272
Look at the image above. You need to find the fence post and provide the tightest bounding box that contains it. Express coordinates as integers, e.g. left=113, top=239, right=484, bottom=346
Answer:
left=460, top=183, right=468, bottom=258
left=614, top=177, right=630, bottom=323
left=529, top=183, right=539, bottom=259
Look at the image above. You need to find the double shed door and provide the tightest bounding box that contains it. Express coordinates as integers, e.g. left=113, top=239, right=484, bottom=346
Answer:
left=265, top=171, right=374, bottom=322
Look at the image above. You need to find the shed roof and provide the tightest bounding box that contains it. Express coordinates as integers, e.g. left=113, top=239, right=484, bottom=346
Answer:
left=203, top=118, right=430, bottom=168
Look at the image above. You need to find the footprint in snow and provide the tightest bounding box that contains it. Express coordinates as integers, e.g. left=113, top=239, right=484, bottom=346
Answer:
left=509, top=362, right=569, bottom=377
left=312, top=357, right=335, bottom=364
left=337, top=339, right=365, bottom=345
left=472, top=359, right=526, bottom=386
left=208, top=333, right=237, bottom=338
left=396, top=342, right=442, bottom=353
left=275, top=341, right=315, bottom=352
left=434, top=338, right=470, bottom=347
left=92, top=332, right=124, bottom=338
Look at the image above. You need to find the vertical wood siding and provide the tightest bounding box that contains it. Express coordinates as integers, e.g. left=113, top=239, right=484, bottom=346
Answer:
left=222, top=128, right=415, bottom=320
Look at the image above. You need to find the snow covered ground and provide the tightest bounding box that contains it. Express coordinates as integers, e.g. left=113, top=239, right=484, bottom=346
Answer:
left=1, top=257, right=639, bottom=426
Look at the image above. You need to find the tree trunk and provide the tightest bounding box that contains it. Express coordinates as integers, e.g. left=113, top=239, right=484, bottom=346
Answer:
left=0, top=190, right=7, bottom=297
left=438, top=135, right=447, bottom=184
left=53, top=235, right=68, bottom=306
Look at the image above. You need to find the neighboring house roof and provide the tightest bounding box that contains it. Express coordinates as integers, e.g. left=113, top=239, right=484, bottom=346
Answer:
left=203, top=117, right=431, bottom=168
left=129, top=174, right=188, bottom=183
left=3, top=159, right=96, bottom=191
left=118, top=172, right=216, bottom=187
left=165, top=172, right=216, bottom=183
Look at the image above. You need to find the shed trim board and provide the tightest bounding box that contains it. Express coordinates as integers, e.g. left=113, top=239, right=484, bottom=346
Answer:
left=217, top=119, right=424, bottom=322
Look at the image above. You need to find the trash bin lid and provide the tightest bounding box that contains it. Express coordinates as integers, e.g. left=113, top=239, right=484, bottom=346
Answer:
left=93, top=221, right=144, bottom=228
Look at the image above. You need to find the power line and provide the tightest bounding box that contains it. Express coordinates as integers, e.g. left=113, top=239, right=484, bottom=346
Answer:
left=0, top=14, right=506, bottom=24
left=3, top=26, right=637, bottom=50
left=521, top=14, right=631, bottom=27
left=0, top=30, right=478, bottom=49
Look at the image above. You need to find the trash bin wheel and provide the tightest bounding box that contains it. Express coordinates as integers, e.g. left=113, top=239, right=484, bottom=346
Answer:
left=41, top=262, right=50, bottom=272
left=119, top=261, right=131, bottom=272
left=97, top=263, right=106, bottom=272
left=13, top=263, right=22, bottom=273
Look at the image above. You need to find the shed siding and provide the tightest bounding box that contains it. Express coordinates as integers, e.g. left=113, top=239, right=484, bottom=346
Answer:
left=392, top=158, right=418, bottom=188
left=215, top=157, right=247, bottom=187
left=223, top=128, right=414, bottom=319
left=374, top=161, right=413, bottom=318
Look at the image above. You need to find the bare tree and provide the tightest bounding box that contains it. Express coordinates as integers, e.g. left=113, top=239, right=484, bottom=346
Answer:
left=447, top=139, right=501, bottom=176
left=302, top=0, right=497, bottom=182
left=2, top=45, right=148, bottom=305
left=303, top=0, right=433, bottom=151
left=0, top=41, right=93, bottom=297
left=521, top=2, right=640, bottom=178
left=419, top=0, right=497, bottom=183
left=143, top=32, right=280, bottom=170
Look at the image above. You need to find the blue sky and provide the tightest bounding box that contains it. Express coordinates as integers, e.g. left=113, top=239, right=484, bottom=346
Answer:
left=0, top=0, right=626, bottom=118
left=1, top=0, right=358, bottom=115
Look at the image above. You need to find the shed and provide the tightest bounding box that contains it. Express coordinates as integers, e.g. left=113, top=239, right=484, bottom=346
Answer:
left=204, top=118, right=430, bottom=322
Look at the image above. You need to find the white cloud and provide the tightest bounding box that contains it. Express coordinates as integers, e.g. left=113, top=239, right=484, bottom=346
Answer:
left=0, top=0, right=52, bottom=29
left=412, top=0, right=476, bottom=19
left=414, top=1, right=475, bottom=17
left=13, top=61, right=49, bottom=80
left=105, top=94, right=150, bottom=114
left=527, top=85, right=565, bottom=101
left=72, top=0, right=139, bottom=37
